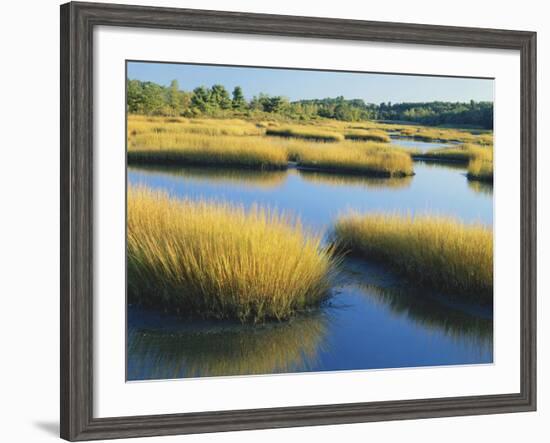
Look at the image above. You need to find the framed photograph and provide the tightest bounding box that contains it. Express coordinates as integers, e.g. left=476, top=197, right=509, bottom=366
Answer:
left=60, top=1, right=536, bottom=440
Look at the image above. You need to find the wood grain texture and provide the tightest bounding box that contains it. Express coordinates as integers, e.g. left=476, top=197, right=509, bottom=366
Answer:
left=60, top=2, right=537, bottom=440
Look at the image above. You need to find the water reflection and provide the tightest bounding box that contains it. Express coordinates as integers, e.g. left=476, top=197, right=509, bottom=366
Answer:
left=128, top=165, right=288, bottom=189
left=390, top=137, right=453, bottom=152
left=338, top=259, right=492, bottom=347
left=127, top=146, right=494, bottom=379
left=127, top=307, right=328, bottom=380
left=414, top=159, right=468, bottom=171
left=129, top=162, right=492, bottom=228
left=298, top=169, right=413, bottom=189
left=468, top=179, right=494, bottom=196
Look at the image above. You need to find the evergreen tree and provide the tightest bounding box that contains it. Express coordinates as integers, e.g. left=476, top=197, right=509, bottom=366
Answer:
left=231, top=86, right=247, bottom=110
left=209, top=84, right=232, bottom=110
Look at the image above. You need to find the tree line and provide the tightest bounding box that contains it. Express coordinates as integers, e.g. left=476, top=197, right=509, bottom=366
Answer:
left=127, top=78, right=493, bottom=129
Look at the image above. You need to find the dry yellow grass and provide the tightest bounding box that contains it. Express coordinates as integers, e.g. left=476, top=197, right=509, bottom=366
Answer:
left=413, top=143, right=494, bottom=182
left=266, top=125, right=345, bottom=142
left=398, top=126, right=493, bottom=145
left=414, top=143, right=492, bottom=163
left=128, top=133, right=288, bottom=169
left=467, top=156, right=494, bottom=182
left=295, top=141, right=414, bottom=177
left=127, top=187, right=338, bottom=322
left=333, top=213, right=493, bottom=300
left=128, top=115, right=264, bottom=137
left=128, top=116, right=415, bottom=176
left=344, top=129, right=391, bottom=143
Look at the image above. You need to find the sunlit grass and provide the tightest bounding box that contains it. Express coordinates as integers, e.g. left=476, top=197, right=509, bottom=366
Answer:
left=398, top=126, right=493, bottom=145
left=128, top=114, right=264, bottom=137
left=333, top=213, right=493, bottom=301
left=344, top=129, right=391, bottom=143
left=128, top=117, right=415, bottom=176
left=413, top=143, right=494, bottom=182
left=128, top=133, right=288, bottom=169
left=467, top=156, right=494, bottom=182
left=414, top=143, right=492, bottom=162
left=266, top=125, right=345, bottom=142
left=127, top=187, right=338, bottom=323
left=295, top=141, right=414, bottom=177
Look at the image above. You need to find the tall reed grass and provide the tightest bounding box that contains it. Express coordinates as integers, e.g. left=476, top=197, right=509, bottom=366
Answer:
left=128, top=133, right=288, bottom=169
left=415, top=143, right=494, bottom=182
left=127, top=187, right=338, bottom=322
left=467, top=157, right=494, bottom=182
left=128, top=115, right=264, bottom=137
left=266, top=125, right=344, bottom=142
left=344, top=129, right=391, bottom=143
left=128, top=119, right=414, bottom=176
left=333, top=213, right=493, bottom=301
left=399, top=126, right=493, bottom=145
left=295, top=142, right=414, bottom=177
left=412, top=143, right=491, bottom=163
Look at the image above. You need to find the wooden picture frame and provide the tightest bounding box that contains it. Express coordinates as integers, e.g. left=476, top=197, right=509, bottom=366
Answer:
left=60, top=1, right=536, bottom=440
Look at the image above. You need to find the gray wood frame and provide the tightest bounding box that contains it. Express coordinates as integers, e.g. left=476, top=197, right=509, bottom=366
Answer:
left=60, top=1, right=537, bottom=440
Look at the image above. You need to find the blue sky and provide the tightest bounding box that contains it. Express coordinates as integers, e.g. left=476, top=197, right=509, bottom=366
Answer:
left=127, top=61, right=493, bottom=104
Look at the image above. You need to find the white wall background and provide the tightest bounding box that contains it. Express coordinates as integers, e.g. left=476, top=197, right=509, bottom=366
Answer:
left=0, top=0, right=546, bottom=441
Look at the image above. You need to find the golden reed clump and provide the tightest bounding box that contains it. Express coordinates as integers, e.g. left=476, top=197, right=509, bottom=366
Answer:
left=333, top=213, right=493, bottom=301
left=127, top=187, right=338, bottom=322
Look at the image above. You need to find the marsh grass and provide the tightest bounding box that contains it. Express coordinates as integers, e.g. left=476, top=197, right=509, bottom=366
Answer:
left=412, top=143, right=490, bottom=163
left=413, top=143, right=494, bottom=182
left=295, top=141, right=414, bottom=177
left=466, top=144, right=494, bottom=182
left=467, top=156, right=494, bottom=182
left=128, top=115, right=263, bottom=137
left=266, top=125, right=345, bottom=142
left=128, top=116, right=415, bottom=176
left=333, top=213, right=493, bottom=301
left=127, top=187, right=338, bottom=323
left=344, top=129, right=391, bottom=143
left=128, top=133, right=288, bottom=169
left=399, top=126, right=493, bottom=145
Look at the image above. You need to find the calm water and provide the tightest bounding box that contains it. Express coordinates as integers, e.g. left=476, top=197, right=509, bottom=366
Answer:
left=127, top=154, right=493, bottom=381
left=389, top=136, right=455, bottom=152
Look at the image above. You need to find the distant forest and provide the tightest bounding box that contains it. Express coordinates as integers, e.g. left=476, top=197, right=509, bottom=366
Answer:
left=127, top=79, right=494, bottom=129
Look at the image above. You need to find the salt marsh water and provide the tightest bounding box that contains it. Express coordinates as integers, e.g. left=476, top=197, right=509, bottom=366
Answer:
left=127, top=155, right=493, bottom=381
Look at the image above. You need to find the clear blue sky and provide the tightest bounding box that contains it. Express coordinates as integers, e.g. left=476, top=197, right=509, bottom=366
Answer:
left=127, top=61, right=493, bottom=104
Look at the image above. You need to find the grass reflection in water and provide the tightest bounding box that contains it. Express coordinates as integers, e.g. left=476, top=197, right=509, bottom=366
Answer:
left=127, top=309, right=328, bottom=380
left=128, top=165, right=288, bottom=189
